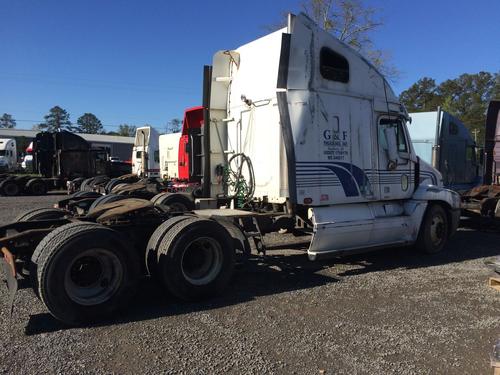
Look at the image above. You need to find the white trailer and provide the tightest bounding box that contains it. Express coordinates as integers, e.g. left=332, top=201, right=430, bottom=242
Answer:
left=132, top=126, right=160, bottom=178
left=0, top=138, right=17, bottom=172
left=203, top=13, right=460, bottom=259
left=159, top=132, right=181, bottom=180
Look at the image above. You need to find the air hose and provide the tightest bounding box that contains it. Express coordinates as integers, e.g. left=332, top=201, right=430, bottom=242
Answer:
left=224, top=153, right=255, bottom=208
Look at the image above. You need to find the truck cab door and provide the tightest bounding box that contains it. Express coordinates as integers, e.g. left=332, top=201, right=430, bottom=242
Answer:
left=377, top=117, right=415, bottom=200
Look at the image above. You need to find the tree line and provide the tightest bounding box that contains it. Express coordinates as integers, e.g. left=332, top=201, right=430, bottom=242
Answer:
left=0, top=106, right=182, bottom=137
left=400, top=72, right=500, bottom=143
left=33, top=106, right=139, bottom=137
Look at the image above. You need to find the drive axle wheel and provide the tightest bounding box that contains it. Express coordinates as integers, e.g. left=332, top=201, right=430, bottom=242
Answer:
left=16, top=207, right=67, bottom=222
left=31, top=222, right=93, bottom=299
left=36, top=223, right=140, bottom=325
left=154, top=192, right=194, bottom=212
left=157, top=218, right=235, bottom=301
left=26, top=179, right=47, bottom=195
left=416, top=204, right=449, bottom=254
left=0, top=180, right=20, bottom=196
left=88, top=193, right=129, bottom=212
left=64, top=248, right=123, bottom=306
left=145, top=215, right=193, bottom=277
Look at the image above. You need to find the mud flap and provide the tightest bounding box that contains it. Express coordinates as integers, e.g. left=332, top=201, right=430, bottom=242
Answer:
left=1, top=258, right=18, bottom=316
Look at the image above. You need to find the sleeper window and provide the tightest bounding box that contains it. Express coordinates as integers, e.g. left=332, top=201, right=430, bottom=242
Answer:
left=320, top=47, right=349, bottom=83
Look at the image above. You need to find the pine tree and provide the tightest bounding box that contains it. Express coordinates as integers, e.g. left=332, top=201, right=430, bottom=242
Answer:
left=0, top=113, right=16, bottom=128
left=76, top=113, right=104, bottom=134
left=38, top=106, right=73, bottom=132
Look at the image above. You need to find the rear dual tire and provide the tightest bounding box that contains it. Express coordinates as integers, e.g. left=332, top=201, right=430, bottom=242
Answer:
left=154, top=217, right=235, bottom=301
left=26, top=179, right=47, bottom=195
left=34, top=222, right=140, bottom=325
left=152, top=192, right=194, bottom=212
left=0, top=180, right=20, bottom=196
left=16, top=207, right=67, bottom=222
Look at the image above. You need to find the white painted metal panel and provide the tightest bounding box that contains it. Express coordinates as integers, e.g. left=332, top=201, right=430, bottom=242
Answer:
left=132, top=127, right=160, bottom=177
left=224, top=29, right=287, bottom=202
left=159, top=133, right=181, bottom=179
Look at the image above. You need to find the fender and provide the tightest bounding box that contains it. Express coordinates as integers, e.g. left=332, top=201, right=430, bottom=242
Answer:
left=410, top=184, right=461, bottom=236
left=411, top=184, right=461, bottom=210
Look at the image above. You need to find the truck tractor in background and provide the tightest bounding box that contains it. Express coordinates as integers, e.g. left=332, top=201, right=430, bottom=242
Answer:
left=159, top=132, right=181, bottom=179
left=102, top=107, right=204, bottom=208
left=132, top=126, right=160, bottom=178
left=159, top=106, right=203, bottom=188
left=408, top=107, right=482, bottom=193
left=0, top=138, right=17, bottom=173
left=0, top=13, right=460, bottom=325
left=0, top=131, right=130, bottom=196
left=461, top=100, right=500, bottom=219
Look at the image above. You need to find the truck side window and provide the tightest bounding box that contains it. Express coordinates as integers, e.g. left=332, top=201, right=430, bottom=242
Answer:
left=136, top=151, right=142, bottom=159
left=397, top=122, right=408, bottom=152
left=379, top=118, right=408, bottom=153
left=154, top=150, right=160, bottom=163
left=320, top=47, right=349, bottom=83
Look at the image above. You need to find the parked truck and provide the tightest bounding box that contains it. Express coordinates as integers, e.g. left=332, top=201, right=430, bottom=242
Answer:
left=159, top=132, right=181, bottom=179
left=461, top=100, right=500, bottom=219
left=159, top=106, right=203, bottom=185
left=0, top=131, right=129, bottom=196
left=0, top=138, right=17, bottom=173
left=408, top=108, right=482, bottom=192
left=0, top=13, right=460, bottom=325
left=132, top=126, right=160, bottom=178
left=102, top=107, right=204, bottom=204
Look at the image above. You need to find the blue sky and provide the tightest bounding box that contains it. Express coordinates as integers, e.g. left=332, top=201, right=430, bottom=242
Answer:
left=1, top=0, right=499, bottom=132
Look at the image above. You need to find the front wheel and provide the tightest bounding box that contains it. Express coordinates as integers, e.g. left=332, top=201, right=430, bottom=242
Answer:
left=415, top=204, right=449, bottom=254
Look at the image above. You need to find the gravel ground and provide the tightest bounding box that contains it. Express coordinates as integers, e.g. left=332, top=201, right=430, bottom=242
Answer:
left=1, top=193, right=499, bottom=374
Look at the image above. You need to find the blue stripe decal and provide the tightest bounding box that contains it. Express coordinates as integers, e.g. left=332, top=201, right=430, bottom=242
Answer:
left=296, top=162, right=438, bottom=195
left=297, top=161, right=369, bottom=192
left=296, top=162, right=360, bottom=197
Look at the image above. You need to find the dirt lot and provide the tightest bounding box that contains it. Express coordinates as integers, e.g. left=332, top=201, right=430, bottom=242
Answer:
left=1, top=193, right=499, bottom=374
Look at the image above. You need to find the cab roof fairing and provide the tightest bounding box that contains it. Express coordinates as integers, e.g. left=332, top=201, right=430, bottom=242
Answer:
left=286, top=13, right=402, bottom=114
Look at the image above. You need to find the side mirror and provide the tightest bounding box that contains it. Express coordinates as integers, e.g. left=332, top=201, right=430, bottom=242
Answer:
left=384, top=127, right=399, bottom=170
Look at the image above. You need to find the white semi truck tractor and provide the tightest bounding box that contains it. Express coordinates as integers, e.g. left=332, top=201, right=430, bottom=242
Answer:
left=202, top=13, right=460, bottom=259
left=132, top=126, right=160, bottom=178
left=0, top=13, right=460, bottom=325
left=0, top=138, right=17, bottom=173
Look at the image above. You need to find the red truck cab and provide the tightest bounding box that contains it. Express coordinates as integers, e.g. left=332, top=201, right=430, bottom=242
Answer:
left=178, top=106, right=203, bottom=182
